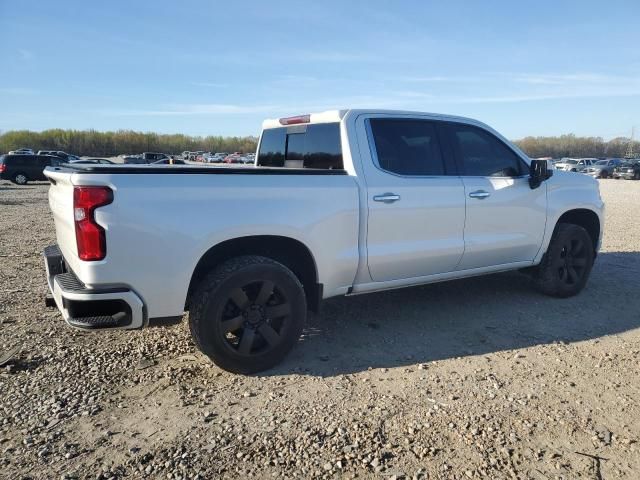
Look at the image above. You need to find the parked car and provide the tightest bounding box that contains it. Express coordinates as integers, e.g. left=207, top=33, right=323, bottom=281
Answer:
left=124, top=152, right=169, bottom=164
left=151, top=158, right=186, bottom=165
left=122, top=155, right=144, bottom=164
left=612, top=160, right=640, bottom=180
left=554, top=158, right=596, bottom=172
left=43, top=109, right=603, bottom=374
left=189, top=151, right=205, bottom=161
left=582, top=158, right=624, bottom=178
left=0, top=154, right=62, bottom=184
left=68, top=158, right=114, bottom=165
left=51, top=151, right=82, bottom=162
left=182, top=151, right=191, bottom=160
left=208, top=153, right=228, bottom=163
left=8, top=148, right=34, bottom=155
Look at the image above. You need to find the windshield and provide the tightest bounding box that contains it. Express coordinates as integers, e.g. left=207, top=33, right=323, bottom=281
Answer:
left=595, top=160, right=608, bottom=165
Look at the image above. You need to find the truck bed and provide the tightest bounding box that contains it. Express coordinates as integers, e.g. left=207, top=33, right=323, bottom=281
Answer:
left=43, top=164, right=360, bottom=320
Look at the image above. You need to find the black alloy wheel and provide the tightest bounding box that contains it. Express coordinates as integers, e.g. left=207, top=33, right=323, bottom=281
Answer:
left=554, top=237, right=589, bottom=287
left=189, top=256, right=307, bottom=374
left=219, top=280, right=292, bottom=356
left=533, top=223, right=594, bottom=298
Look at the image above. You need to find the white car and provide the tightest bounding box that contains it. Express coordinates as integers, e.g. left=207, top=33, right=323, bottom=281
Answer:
left=8, top=148, right=34, bottom=155
left=554, top=158, right=596, bottom=172
left=43, top=109, right=604, bottom=373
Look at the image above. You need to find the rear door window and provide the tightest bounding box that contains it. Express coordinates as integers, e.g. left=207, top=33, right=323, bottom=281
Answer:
left=257, top=123, right=343, bottom=169
left=368, top=118, right=446, bottom=176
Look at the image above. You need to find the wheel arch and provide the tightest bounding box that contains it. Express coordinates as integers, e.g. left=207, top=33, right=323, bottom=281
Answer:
left=555, top=208, right=601, bottom=254
left=186, top=235, right=321, bottom=312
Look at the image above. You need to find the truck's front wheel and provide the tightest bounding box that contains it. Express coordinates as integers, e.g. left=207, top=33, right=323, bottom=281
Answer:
left=533, top=223, right=594, bottom=298
left=189, top=256, right=307, bottom=374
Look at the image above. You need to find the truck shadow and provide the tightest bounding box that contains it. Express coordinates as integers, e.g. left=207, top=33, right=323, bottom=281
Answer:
left=268, top=251, right=640, bottom=377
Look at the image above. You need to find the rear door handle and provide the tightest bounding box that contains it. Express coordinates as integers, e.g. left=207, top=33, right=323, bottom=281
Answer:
left=469, top=190, right=490, bottom=199
left=373, top=193, right=401, bottom=203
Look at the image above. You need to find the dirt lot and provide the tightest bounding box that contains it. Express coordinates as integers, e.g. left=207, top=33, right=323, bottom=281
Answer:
left=0, top=180, right=638, bottom=480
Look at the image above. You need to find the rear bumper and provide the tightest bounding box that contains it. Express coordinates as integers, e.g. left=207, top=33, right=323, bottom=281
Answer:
left=44, top=244, right=145, bottom=330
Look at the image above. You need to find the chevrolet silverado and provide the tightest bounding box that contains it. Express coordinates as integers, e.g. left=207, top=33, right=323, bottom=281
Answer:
left=43, top=109, right=604, bottom=373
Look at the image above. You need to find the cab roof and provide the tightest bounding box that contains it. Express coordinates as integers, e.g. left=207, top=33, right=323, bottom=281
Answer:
left=261, top=109, right=487, bottom=130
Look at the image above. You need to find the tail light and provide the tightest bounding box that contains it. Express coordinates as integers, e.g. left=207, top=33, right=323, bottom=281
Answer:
left=73, top=186, right=113, bottom=261
left=279, top=114, right=310, bottom=125
left=0, top=164, right=5, bottom=173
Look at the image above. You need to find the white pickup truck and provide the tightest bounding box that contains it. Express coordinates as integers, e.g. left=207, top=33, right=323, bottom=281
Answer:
left=43, top=109, right=604, bottom=373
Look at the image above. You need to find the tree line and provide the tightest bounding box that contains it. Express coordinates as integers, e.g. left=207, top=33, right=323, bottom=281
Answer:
left=0, top=129, right=638, bottom=159
left=0, top=129, right=258, bottom=157
left=513, top=134, right=638, bottom=159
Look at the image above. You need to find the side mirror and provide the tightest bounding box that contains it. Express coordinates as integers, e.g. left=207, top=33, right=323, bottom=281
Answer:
left=529, top=159, right=553, bottom=189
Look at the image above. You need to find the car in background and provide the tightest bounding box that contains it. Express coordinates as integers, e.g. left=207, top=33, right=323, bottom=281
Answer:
left=612, top=160, right=640, bottom=180
left=236, top=156, right=255, bottom=164
left=189, top=151, right=205, bottom=161
left=223, top=152, right=249, bottom=164
left=124, top=152, right=169, bottom=164
left=204, top=153, right=228, bottom=163
left=68, top=158, right=115, bottom=165
left=582, top=158, right=624, bottom=178
left=223, top=153, right=241, bottom=164
left=182, top=151, right=191, bottom=160
left=122, top=155, right=144, bottom=164
left=50, top=151, right=82, bottom=162
left=0, top=154, right=62, bottom=184
left=151, top=158, right=186, bottom=165
left=8, top=148, right=34, bottom=155
left=554, top=158, right=596, bottom=172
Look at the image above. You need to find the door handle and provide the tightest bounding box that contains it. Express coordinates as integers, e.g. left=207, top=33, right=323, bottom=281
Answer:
left=469, top=190, right=490, bottom=199
left=373, top=193, right=401, bottom=203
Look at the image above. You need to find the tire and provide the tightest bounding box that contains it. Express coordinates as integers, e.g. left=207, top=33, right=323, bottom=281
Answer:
left=599, top=171, right=608, bottom=179
left=634, top=172, right=640, bottom=180
left=533, top=223, right=594, bottom=298
left=189, top=255, right=307, bottom=374
left=12, top=172, right=28, bottom=185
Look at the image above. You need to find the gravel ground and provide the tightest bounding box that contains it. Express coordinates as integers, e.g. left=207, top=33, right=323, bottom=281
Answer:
left=0, top=179, right=639, bottom=480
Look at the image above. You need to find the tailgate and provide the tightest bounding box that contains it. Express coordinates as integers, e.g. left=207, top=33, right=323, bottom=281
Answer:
left=44, top=168, right=79, bottom=270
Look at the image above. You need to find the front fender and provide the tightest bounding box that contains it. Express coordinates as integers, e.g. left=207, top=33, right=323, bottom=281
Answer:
left=533, top=171, right=604, bottom=263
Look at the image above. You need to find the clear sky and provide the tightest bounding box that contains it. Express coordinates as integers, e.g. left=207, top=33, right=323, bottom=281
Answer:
left=1, top=0, right=639, bottom=139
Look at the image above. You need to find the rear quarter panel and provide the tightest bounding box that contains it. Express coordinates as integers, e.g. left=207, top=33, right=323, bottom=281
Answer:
left=66, top=172, right=360, bottom=318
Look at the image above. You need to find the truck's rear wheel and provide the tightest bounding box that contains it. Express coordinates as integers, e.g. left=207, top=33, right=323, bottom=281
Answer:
left=189, top=255, right=306, bottom=374
left=533, top=223, right=594, bottom=298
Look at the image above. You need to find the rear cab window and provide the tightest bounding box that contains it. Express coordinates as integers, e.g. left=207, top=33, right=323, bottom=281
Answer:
left=257, top=123, right=343, bottom=169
